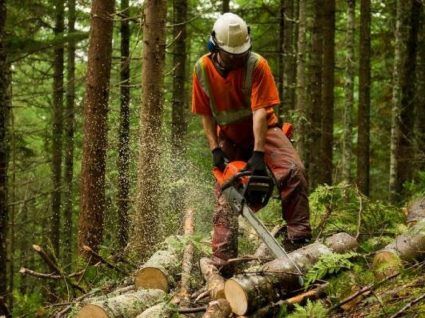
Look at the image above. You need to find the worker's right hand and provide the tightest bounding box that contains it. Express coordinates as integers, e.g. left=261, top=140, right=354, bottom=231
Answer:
left=212, top=147, right=228, bottom=171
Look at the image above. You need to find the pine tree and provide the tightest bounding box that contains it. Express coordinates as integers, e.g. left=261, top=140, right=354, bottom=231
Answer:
left=78, top=0, right=115, bottom=256
left=131, top=0, right=167, bottom=258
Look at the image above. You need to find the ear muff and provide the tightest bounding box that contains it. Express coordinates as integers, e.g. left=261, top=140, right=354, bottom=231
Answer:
left=207, top=31, right=219, bottom=53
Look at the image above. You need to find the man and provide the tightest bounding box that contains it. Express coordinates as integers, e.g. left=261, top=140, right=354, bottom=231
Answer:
left=192, top=13, right=311, bottom=267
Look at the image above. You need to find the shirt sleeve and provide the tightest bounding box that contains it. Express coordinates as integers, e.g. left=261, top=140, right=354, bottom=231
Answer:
left=191, top=68, right=212, bottom=116
left=250, top=58, right=280, bottom=110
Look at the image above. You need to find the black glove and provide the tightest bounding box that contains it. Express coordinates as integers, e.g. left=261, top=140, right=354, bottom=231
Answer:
left=212, top=147, right=228, bottom=171
left=245, top=151, right=267, bottom=175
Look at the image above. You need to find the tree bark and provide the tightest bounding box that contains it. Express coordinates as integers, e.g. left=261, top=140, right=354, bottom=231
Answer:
left=77, top=289, right=166, bottom=318
left=51, top=0, right=65, bottom=257
left=320, top=0, right=335, bottom=185
left=131, top=0, right=167, bottom=258
left=389, top=0, right=412, bottom=202
left=282, top=0, right=296, bottom=116
left=415, top=6, right=425, bottom=172
left=277, top=0, right=284, bottom=118
left=179, top=209, right=194, bottom=301
left=222, top=0, right=229, bottom=13
left=342, top=0, right=355, bottom=183
left=171, top=0, right=188, bottom=222
left=224, top=233, right=357, bottom=315
left=308, top=0, right=323, bottom=189
left=397, top=0, right=420, bottom=189
left=63, top=0, right=76, bottom=267
left=199, top=257, right=225, bottom=300
left=295, top=0, right=307, bottom=161
left=0, top=0, right=9, bottom=304
left=117, top=0, right=131, bottom=250
left=78, top=0, right=115, bottom=256
left=357, top=0, right=371, bottom=195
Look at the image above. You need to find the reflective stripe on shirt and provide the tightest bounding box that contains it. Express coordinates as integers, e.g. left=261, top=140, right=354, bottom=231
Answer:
left=195, top=52, right=261, bottom=126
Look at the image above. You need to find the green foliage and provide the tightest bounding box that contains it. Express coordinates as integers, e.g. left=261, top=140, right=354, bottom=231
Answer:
left=305, top=252, right=358, bottom=287
left=284, top=300, right=328, bottom=318
left=12, top=290, right=44, bottom=317
left=309, top=183, right=405, bottom=242
left=404, top=170, right=425, bottom=198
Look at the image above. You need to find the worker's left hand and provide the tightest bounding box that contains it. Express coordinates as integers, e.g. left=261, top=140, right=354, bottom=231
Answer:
left=245, top=151, right=267, bottom=175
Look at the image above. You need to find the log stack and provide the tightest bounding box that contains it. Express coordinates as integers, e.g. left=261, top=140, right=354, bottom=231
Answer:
left=224, top=232, right=358, bottom=315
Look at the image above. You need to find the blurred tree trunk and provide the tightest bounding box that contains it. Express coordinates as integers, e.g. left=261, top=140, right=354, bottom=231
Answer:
left=172, top=0, right=187, bottom=154
left=171, top=0, right=188, bottom=225
left=389, top=0, right=413, bottom=202
left=282, top=0, right=296, bottom=117
left=131, top=0, right=167, bottom=258
left=397, top=0, right=420, bottom=188
left=342, top=0, right=355, bottom=183
left=415, top=6, right=424, bottom=172
left=277, top=0, right=284, bottom=119
left=295, top=0, right=307, bottom=161
left=63, top=0, right=76, bottom=266
left=78, top=0, right=115, bottom=256
left=308, top=0, right=323, bottom=189
left=357, top=0, right=371, bottom=195
left=117, top=0, right=130, bottom=249
left=320, top=0, right=335, bottom=185
left=222, top=0, right=229, bottom=13
left=51, top=0, right=64, bottom=257
left=0, top=0, right=9, bottom=305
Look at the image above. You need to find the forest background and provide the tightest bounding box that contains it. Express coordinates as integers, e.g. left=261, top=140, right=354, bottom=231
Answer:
left=0, top=0, right=424, bottom=316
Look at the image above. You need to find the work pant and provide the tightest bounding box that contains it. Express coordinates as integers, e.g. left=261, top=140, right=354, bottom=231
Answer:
left=212, top=126, right=312, bottom=261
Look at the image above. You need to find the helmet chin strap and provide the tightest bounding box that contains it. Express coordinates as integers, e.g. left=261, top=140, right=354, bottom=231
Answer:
left=212, top=52, right=230, bottom=75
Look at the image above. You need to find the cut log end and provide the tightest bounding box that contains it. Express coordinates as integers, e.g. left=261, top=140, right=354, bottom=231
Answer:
left=372, top=250, right=402, bottom=279
left=77, top=304, right=108, bottom=318
left=135, top=267, right=168, bottom=292
left=224, top=278, right=248, bottom=316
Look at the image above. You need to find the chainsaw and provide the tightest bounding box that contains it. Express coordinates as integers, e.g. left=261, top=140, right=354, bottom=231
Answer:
left=212, top=123, right=304, bottom=283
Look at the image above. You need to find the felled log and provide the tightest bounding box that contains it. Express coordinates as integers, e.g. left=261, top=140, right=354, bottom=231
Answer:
left=373, top=197, right=425, bottom=279
left=136, top=302, right=171, bottom=318
left=373, top=218, right=425, bottom=279
left=200, top=257, right=226, bottom=300
left=77, top=288, right=165, bottom=318
left=224, top=232, right=357, bottom=315
left=134, top=236, right=182, bottom=292
left=202, top=299, right=232, bottom=318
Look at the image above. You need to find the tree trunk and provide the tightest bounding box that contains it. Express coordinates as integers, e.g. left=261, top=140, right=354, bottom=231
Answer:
left=51, top=0, right=65, bottom=257
left=295, top=0, right=307, bottom=161
left=320, top=0, right=335, bottom=185
left=63, top=0, right=76, bottom=267
left=357, top=0, right=371, bottom=195
left=78, top=0, right=115, bottom=256
left=277, top=0, right=284, bottom=118
left=389, top=0, right=413, bottom=202
left=224, top=233, right=357, bottom=315
left=131, top=0, right=167, bottom=258
left=282, top=0, right=296, bottom=116
left=0, top=0, right=9, bottom=304
left=171, top=0, right=188, bottom=222
left=222, top=0, right=229, bottom=13
left=415, top=7, right=425, bottom=172
left=397, top=0, right=420, bottom=189
left=117, top=0, right=131, bottom=250
left=308, top=0, right=323, bottom=189
left=342, top=0, right=355, bottom=183
left=77, top=289, right=166, bottom=318
left=134, top=236, right=182, bottom=292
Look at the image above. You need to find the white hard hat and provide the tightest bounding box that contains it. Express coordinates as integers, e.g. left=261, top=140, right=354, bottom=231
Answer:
left=212, top=13, right=251, bottom=54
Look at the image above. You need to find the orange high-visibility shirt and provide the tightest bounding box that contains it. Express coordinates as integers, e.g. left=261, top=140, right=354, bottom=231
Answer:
left=192, top=53, right=280, bottom=145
